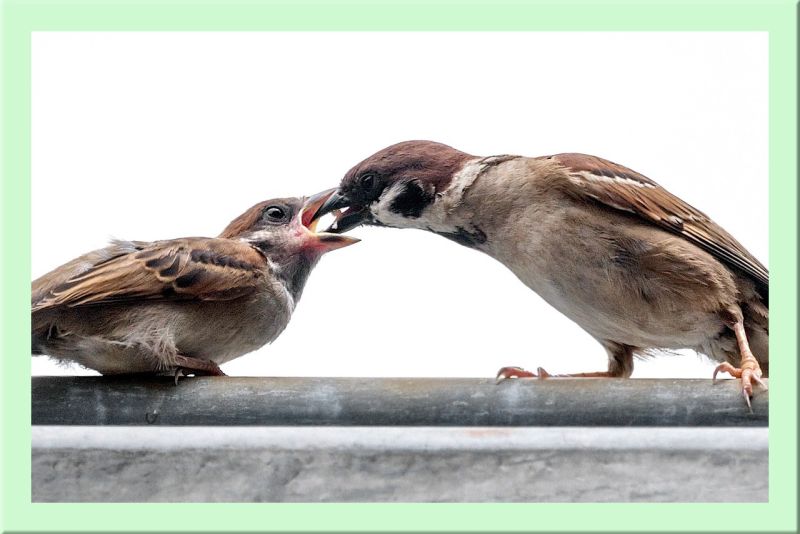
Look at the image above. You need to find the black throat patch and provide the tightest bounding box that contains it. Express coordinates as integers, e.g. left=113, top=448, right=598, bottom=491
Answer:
left=436, top=226, right=487, bottom=248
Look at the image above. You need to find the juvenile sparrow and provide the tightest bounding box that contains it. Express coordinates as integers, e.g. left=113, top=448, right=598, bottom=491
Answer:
left=311, top=141, right=768, bottom=405
left=32, top=191, right=357, bottom=377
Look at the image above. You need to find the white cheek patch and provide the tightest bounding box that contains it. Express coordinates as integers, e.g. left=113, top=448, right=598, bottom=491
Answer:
left=369, top=183, right=429, bottom=230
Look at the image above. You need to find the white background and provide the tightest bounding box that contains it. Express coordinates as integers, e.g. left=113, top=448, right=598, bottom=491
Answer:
left=32, top=32, right=768, bottom=378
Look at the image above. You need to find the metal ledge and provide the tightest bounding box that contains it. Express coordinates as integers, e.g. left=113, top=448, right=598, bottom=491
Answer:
left=32, top=426, right=768, bottom=502
left=32, top=376, right=768, bottom=426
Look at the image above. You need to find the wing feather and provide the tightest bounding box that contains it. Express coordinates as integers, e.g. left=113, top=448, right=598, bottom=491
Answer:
left=32, top=238, right=268, bottom=312
left=549, top=153, right=768, bottom=299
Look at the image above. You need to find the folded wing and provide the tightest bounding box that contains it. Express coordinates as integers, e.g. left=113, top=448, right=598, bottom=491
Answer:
left=32, top=238, right=268, bottom=312
left=549, top=153, right=768, bottom=301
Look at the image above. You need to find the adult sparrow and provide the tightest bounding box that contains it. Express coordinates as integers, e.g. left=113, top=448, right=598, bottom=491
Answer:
left=311, top=141, right=768, bottom=405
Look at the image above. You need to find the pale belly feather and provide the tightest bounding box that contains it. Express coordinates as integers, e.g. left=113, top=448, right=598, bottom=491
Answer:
left=41, top=283, right=293, bottom=374
left=487, top=207, right=729, bottom=351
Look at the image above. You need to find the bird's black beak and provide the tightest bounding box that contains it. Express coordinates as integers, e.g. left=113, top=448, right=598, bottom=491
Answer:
left=308, top=189, right=370, bottom=234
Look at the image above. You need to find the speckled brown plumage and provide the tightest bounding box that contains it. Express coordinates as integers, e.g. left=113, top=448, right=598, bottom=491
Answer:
left=32, top=193, right=358, bottom=376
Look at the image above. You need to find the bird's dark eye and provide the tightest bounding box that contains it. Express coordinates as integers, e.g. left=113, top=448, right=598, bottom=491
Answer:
left=360, top=173, right=376, bottom=192
left=263, top=205, right=287, bottom=222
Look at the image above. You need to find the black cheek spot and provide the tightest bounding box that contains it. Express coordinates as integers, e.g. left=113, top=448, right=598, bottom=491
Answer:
left=390, top=181, right=434, bottom=218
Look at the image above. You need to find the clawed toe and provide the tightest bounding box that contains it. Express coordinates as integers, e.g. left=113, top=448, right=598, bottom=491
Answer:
left=752, top=373, right=768, bottom=390
left=173, top=367, right=185, bottom=386
left=495, top=366, right=551, bottom=383
left=535, top=366, right=552, bottom=378
left=711, top=360, right=765, bottom=412
left=172, top=355, right=226, bottom=385
left=496, top=366, right=534, bottom=383
left=712, top=362, right=740, bottom=383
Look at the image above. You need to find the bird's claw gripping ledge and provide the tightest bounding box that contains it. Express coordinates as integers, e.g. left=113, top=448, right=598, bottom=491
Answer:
left=172, top=356, right=227, bottom=385
left=712, top=361, right=768, bottom=412
left=495, top=366, right=552, bottom=384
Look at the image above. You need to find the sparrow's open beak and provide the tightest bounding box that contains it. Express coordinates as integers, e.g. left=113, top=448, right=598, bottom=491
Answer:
left=307, top=189, right=370, bottom=234
left=300, top=189, right=360, bottom=252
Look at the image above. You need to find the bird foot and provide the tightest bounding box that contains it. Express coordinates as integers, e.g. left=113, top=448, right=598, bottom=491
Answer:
left=496, top=366, right=625, bottom=383
left=712, top=360, right=767, bottom=411
left=495, top=366, right=552, bottom=383
left=173, top=356, right=226, bottom=385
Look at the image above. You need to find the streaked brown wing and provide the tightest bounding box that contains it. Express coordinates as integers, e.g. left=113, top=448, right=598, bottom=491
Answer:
left=32, top=237, right=268, bottom=312
left=32, top=239, right=148, bottom=307
left=549, top=153, right=768, bottom=297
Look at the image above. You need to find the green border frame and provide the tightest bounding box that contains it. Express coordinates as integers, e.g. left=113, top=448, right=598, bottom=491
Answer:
left=2, top=0, right=796, bottom=532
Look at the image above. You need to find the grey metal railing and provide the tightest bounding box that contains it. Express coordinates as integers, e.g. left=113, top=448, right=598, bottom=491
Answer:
left=31, top=376, right=768, bottom=502
left=32, top=376, right=767, bottom=426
